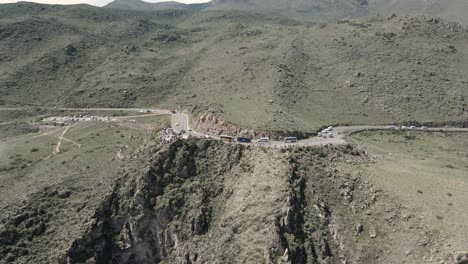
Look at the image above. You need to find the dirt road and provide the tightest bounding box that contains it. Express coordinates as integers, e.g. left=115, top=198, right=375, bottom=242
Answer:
left=3, top=107, right=468, bottom=147
left=171, top=112, right=468, bottom=147
left=0, top=107, right=170, bottom=114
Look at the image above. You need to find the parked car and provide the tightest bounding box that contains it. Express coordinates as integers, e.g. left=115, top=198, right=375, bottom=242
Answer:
left=257, top=137, right=270, bottom=144
left=220, top=135, right=234, bottom=142
left=284, top=137, right=298, bottom=143
left=236, top=137, right=252, bottom=144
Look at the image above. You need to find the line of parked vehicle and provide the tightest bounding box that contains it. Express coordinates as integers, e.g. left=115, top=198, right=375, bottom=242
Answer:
left=388, top=125, right=428, bottom=130
left=317, top=126, right=335, bottom=138
left=218, top=135, right=298, bottom=145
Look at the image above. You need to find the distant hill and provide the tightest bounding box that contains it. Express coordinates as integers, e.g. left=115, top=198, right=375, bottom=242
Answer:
left=208, top=0, right=368, bottom=11
left=105, top=0, right=468, bottom=25
left=368, top=0, right=468, bottom=25
left=207, top=0, right=368, bottom=22
left=208, top=0, right=468, bottom=24
left=105, top=0, right=209, bottom=11
left=1, top=2, right=467, bottom=132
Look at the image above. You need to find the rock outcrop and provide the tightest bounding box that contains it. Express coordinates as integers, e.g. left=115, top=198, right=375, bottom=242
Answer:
left=193, top=112, right=312, bottom=140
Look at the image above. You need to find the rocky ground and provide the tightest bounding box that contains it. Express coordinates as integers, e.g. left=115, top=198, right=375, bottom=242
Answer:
left=2, top=135, right=466, bottom=264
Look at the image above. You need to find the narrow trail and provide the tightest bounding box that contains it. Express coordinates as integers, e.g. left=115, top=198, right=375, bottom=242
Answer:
left=54, top=126, right=71, bottom=154
left=1, top=128, right=61, bottom=143
left=61, top=137, right=81, bottom=148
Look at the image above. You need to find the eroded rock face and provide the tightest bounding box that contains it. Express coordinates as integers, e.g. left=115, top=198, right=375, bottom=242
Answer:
left=37, top=142, right=461, bottom=264
left=61, top=140, right=244, bottom=263
left=193, top=112, right=311, bottom=140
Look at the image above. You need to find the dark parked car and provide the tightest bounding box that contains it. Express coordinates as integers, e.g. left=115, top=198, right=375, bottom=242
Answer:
left=236, top=137, right=252, bottom=144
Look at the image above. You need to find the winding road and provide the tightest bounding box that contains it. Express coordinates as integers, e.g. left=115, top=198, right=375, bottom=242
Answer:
left=170, top=112, right=468, bottom=147
left=2, top=107, right=468, bottom=147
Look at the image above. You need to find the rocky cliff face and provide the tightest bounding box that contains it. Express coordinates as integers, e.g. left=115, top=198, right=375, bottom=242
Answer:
left=2, top=139, right=464, bottom=263
left=56, top=141, right=399, bottom=264
left=193, top=112, right=312, bottom=140
left=60, top=140, right=244, bottom=263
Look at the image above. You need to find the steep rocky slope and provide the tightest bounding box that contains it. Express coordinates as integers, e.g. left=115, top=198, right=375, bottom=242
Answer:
left=2, top=138, right=463, bottom=263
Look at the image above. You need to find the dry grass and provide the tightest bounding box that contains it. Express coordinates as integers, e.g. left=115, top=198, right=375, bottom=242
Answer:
left=0, top=117, right=169, bottom=263
left=345, top=131, right=468, bottom=254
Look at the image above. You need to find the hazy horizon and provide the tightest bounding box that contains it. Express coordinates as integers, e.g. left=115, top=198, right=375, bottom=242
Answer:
left=0, top=0, right=210, bottom=7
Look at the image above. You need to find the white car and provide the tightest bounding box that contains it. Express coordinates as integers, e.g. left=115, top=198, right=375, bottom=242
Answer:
left=257, top=137, right=270, bottom=144
left=409, top=126, right=417, bottom=130
left=420, top=126, right=428, bottom=130
left=188, top=128, right=193, bottom=131
left=387, top=125, right=398, bottom=130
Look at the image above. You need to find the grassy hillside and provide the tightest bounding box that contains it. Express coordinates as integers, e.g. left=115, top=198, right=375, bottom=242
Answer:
left=106, top=0, right=468, bottom=25
left=207, top=0, right=368, bottom=22
left=0, top=3, right=467, bottom=132
left=0, top=113, right=169, bottom=263
left=368, top=0, right=468, bottom=25
left=210, top=0, right=468, bottom=25
left=346, top=130, right=468, bottom=256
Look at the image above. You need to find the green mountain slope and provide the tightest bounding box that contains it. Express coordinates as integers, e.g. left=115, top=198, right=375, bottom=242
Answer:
left=0, top=2, right=467, bottom=131
left=105, top=0, right=468, bottom=25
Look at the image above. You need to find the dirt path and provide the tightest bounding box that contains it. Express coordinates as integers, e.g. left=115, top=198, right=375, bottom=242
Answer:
left=173, top=112, right=468, bottom=147
left=1, top=128, right=62, bottom=143
left=114, top=113, right=167, bottom=120
left=0, top=107, right=170, bottom=114
left=61, top=137, right=81, bottom=148
left=3, top=106, right=468, bottom=147
left=54, top=126, right=70, bottom=154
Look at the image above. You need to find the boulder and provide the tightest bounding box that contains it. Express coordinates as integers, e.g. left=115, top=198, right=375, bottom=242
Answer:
left=456, top=253, right=468, bottom=264
left=58, top=190, right=72, bottom=199
left=65, top=45, right=77, bottom=56
left=355, top=223, right=363, bottom=234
